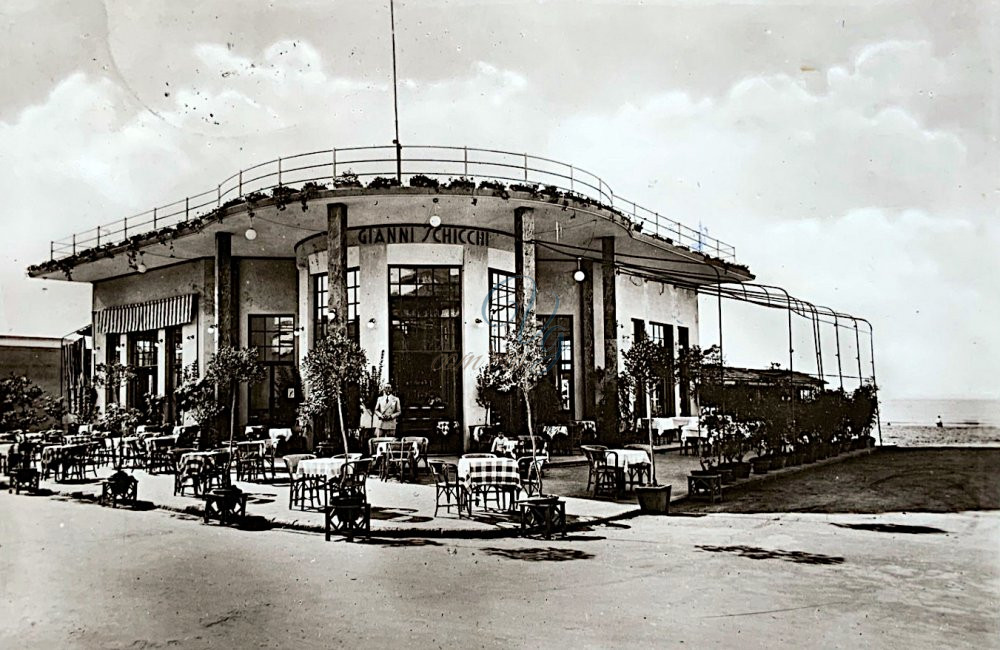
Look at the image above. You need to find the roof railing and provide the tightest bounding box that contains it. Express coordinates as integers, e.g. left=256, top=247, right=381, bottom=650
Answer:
left=47, top=144, right=737, bottom=262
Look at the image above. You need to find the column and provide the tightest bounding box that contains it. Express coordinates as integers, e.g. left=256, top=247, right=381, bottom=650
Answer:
left=327, top=204, right=349, bottom=336
left=514, top=206, right=536, bottom=327
left=214, top=232, right=235, bottom=349
left=579, top=259, right=596, bottom=419
left=601, top=236, right=618, bottom=432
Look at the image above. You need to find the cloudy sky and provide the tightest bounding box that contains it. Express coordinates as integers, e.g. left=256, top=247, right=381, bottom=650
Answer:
left=0, top=0, right=997, bottom=400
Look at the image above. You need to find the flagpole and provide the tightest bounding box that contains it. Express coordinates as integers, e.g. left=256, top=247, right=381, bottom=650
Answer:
left=390, top=0, right=402, bottom=182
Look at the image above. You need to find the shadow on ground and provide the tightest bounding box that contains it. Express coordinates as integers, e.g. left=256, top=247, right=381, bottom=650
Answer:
left=480, top=547, right=596, bottom=562
left=831, top=522, right=948, bottom=535
left=696, top=544, right=845, bottom=565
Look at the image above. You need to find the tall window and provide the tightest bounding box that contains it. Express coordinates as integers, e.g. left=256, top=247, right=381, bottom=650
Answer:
left=488, top=269, right=517, bottom=353
left=678, top=326, right=691, bottom=416
left=166, top=326, right=184, bottom=423
left=313, top=269, right=359, bottom=342
left=649, top=322, right=675, bottom=417
left=538, top=315, right=574, bottom=413
left=105, top=333, right=120, bottom=404
left=249, top=315, right=298, bottom=425
left=128, top=330, right=158, bottom=413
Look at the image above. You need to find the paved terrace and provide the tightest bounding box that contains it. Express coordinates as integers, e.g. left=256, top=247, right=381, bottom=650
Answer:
left=19, top=446, right=875, bottom=538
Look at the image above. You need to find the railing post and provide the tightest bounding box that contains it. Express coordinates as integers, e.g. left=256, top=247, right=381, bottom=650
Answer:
left=238, top=170, right=243, bottom=196
left=523, top=153, right=529, bottom=181
left=96, top=227, right=100, bottom=248
left=153, top=207, right=158, bottom=229
left=278, top=157, right=282, bottom=186
left=332, top=149, right=337, bottom=182
left=50, top=241, right=53, bottom=261
left=72, top=234, right=76, bottom=256
left=124, top=216, right=128, bottom=239
left=185, top=197, right=189, bottom=220
left=463, top=147, right=468, bottom=176
left=217, top=185, right=221, bottom=207
left=570, top=166, right=574, bottom=193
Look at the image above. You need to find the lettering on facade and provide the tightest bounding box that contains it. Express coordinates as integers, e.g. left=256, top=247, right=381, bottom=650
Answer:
left=356, top=226, right=490, bottom=247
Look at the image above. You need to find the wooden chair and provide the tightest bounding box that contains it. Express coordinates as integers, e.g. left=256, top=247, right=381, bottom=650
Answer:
left=400, top=436, right=429, bottom=471
left=517, top=456, right=544, bottom=497
left=100, top=470, right=138, bottom=507
left=380, top=441, right=415, bottom=482
left=581, top=445, right=619, bottom=497
left=235, top=443, right=268, bottom=482
left=430, top=461, right=466, bottom=517
left=337, top=458, right=373, bottom=499
left=174, top=456, right=205, bottom=496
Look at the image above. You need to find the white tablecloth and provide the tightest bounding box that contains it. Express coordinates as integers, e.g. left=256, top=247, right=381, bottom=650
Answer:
left=297, top=454, right=362, bottom=480
left=490, top=438, right=518, bottom=454
left=607, top=449, right=651, bottom=470
left=375, top=440, right=420, bottom=458
left=268, top=428, right=293, bottom=443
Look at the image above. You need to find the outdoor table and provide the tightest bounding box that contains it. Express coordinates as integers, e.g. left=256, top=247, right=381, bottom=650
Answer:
left=608, top=449, right=651, bottom=491
left=145, top=434, right=178, bottom=451
left=268, top=428, right=293, bottom=443
left=458, top=457, right=521, bottom=512
left=297, top=454, right=363, bottom=480
left=490, top=437, right=518, bottom=456
left=681, top=426, right=705, bottom=455
left=41, top=443, right=88, bottom=481
left=375, top=440, right=419, bottom=459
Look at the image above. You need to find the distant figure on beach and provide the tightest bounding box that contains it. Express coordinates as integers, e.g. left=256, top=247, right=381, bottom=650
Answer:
left=936, top=415, right=943, bottom=428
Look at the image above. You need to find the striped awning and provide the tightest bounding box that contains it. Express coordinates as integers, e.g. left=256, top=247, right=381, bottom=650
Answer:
left=94, top=294, right=196, bottom=335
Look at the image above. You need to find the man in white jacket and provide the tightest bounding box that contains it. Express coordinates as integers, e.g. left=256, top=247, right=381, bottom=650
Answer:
left=374, top=384, right=402, bottom=436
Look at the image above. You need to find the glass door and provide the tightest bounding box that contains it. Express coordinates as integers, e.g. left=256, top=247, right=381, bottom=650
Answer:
left=389, top=266, right=462, bottom=450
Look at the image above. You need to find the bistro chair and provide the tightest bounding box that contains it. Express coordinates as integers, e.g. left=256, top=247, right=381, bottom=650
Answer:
left=174, top=456, right=205, bottom=496
left=282, top=453, right=323, bottom=510
left=235, top=442, right=268, bottom=483
left=517, top=456, right=544, bottom=497
left=626, top=457, right=652, bottom=489
left=400, top=436, right=430, bottom=471
left=581, top=445, right=619, bottom=497
left=329, top=458, right=373, bottom=502
left=147, top=439, right=175, bottom=474
left=202, top=450, right=232, bottom=491
left=429, top=461, right=465, bottom=517
left=380, top=441, right=415, bottom=482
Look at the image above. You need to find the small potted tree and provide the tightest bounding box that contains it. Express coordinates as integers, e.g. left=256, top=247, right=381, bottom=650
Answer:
left=476, top=324, right=548, bottom=492
left=622, top=337, right=673, bottom=514
left=298, top=330, right=367, bottom=456
left=205, top=346, right=266, bottom=453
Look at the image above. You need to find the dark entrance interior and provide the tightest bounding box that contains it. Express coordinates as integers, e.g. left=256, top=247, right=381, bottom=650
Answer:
left=248, top=315, right=299, bottom=427
left=389, top=266, right=462, bottom=452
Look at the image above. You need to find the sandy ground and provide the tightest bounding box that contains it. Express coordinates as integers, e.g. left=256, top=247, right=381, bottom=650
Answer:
left=676, top=447, right=1000, bottom=514
left=1, top=492, right=997, bottom=649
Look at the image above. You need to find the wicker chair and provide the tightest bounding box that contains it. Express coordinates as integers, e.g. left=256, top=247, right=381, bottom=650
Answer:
left=380, top=442, right=415, bottom=482
left=517, top=456, right=544, bottom=497
left=400, top=436, right=430, bottom=471
left=429, top=461, right=467, bottom=517
left=581, top=445, right=619, bottom=497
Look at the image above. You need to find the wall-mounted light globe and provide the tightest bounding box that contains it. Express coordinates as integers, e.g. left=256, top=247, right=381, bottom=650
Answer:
left=245, top=227, right=258, bottom=241
left=137, top=263, right=147, bottom=274
left=573, top=269, right=585, bottom=282
left=367, top=318, right=377, bottom=329
left=428, top=215, right=442, bottom=228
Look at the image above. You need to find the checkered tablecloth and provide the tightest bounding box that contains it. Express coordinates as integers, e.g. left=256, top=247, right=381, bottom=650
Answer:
left=297, top=455, right=362, bottom=480
left=458, top=457, right=521, bottom=488
left=543, top=425, right=569, bottom=438
left=145, top=435, right=178, bottom=451
left=178, top=451, right=228, bottom=474
left=607, top=449, right=651, bottom=470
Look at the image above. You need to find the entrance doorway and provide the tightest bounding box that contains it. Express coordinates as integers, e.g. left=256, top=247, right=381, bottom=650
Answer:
left=248, top=315, right=299, bottom=427
left=389, top=266, right=462, bottom=451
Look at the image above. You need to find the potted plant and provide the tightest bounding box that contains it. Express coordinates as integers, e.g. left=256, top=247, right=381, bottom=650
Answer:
left=205, top=346, right=266, bottom=454
left=622, top=337, right=673, bottom=514
left=175, top=363, right=224, bottom=449
left=298, top=330, right=367, bottom=456
left=476, top=324, right=548, bottom=493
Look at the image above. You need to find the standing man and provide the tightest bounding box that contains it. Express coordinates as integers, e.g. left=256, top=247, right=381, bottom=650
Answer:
left=375, top=384, right=402, bottom=437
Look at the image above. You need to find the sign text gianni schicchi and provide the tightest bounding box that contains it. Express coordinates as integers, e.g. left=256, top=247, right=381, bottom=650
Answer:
left=356, top=225, right=490, bottom=246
